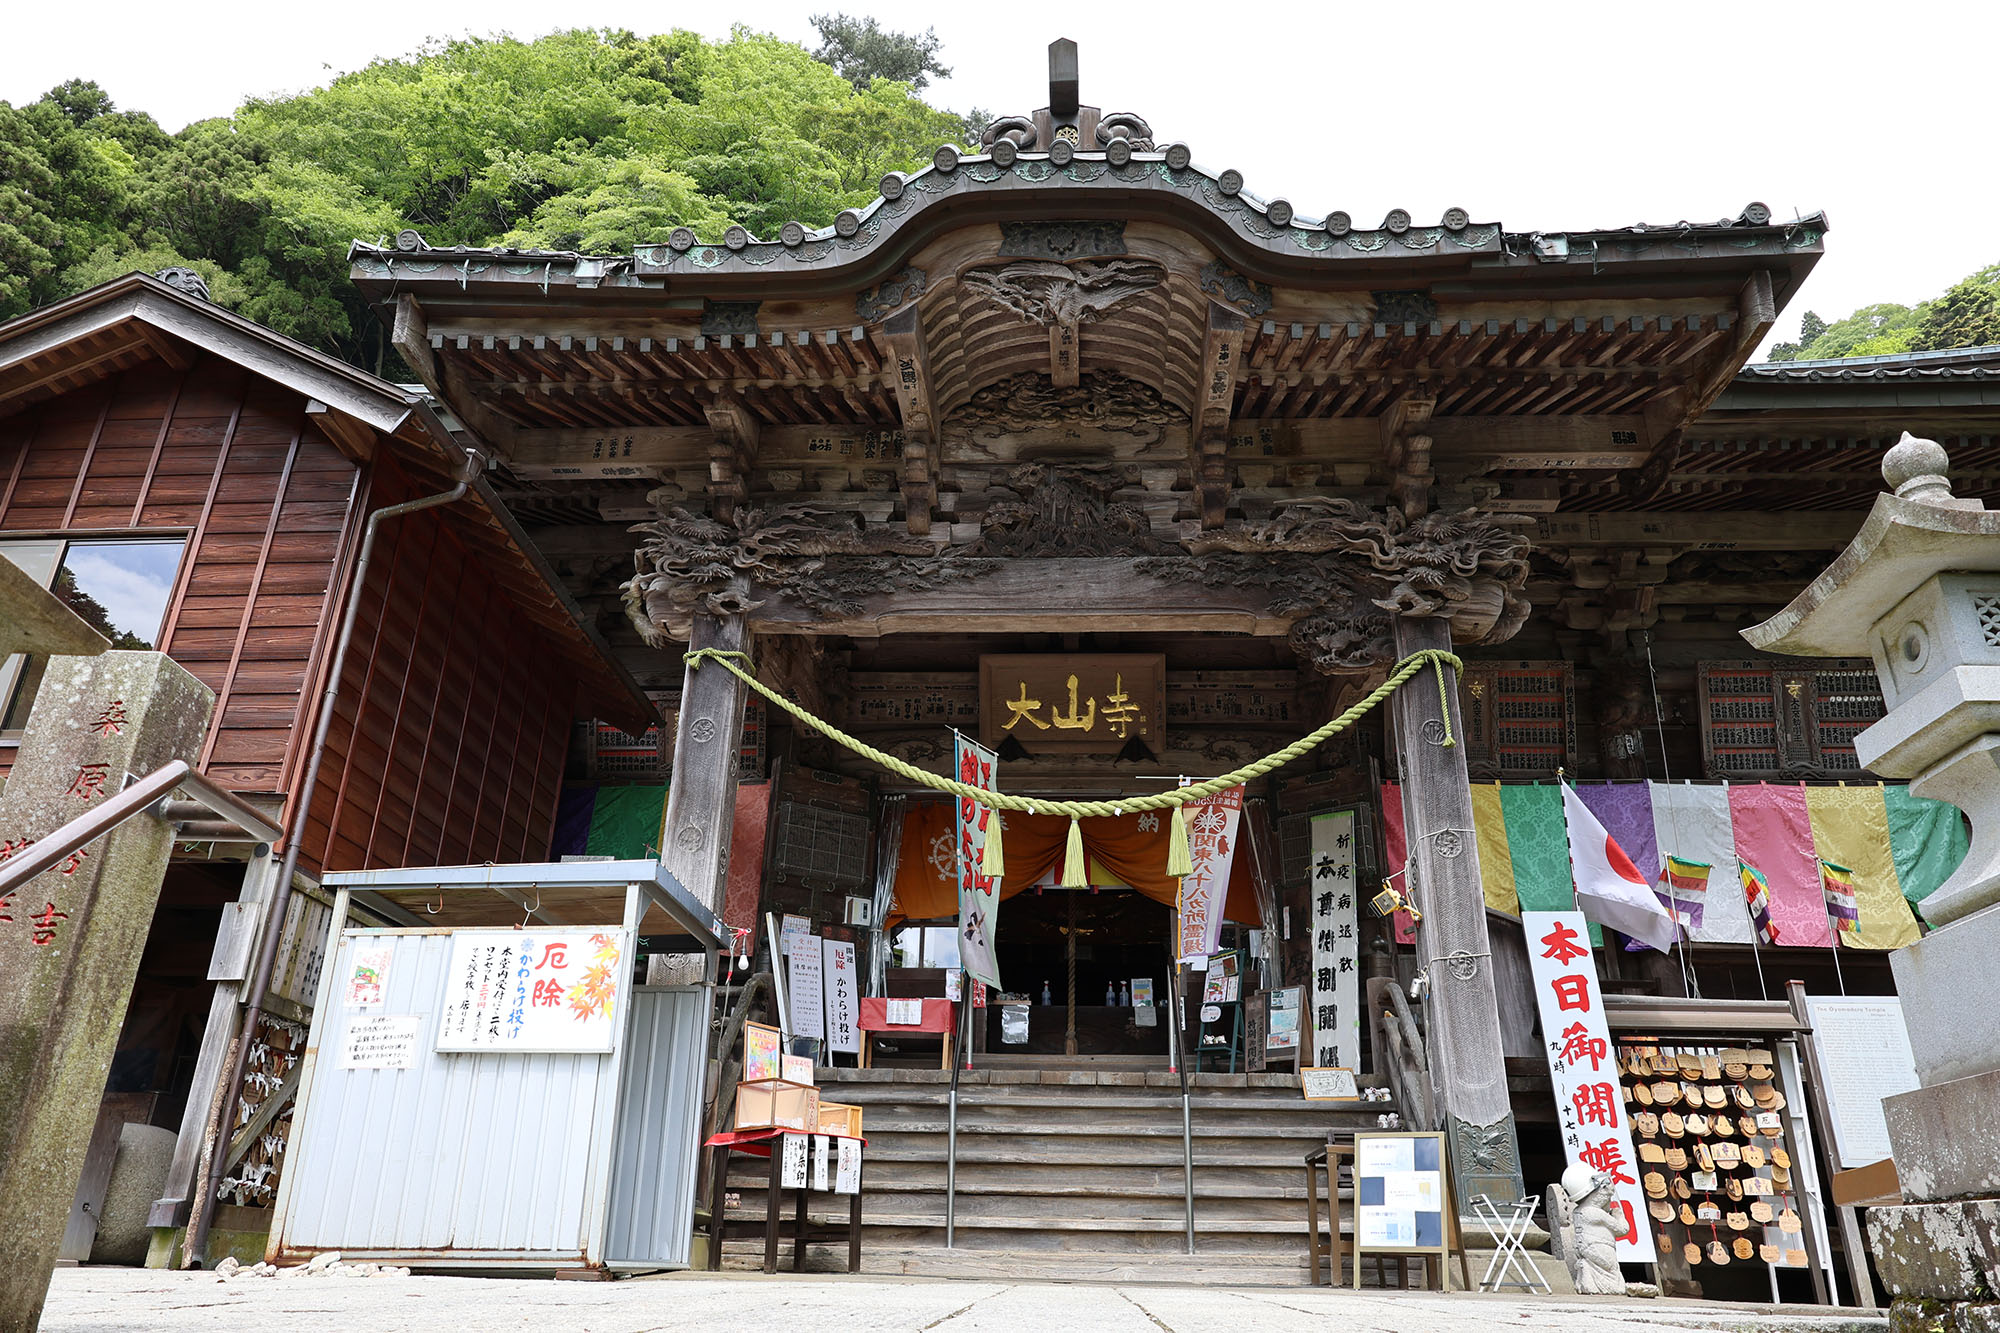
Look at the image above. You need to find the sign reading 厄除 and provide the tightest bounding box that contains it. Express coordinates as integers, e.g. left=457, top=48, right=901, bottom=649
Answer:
left=978, top=654, right=1165, bottom=753
left=434, top=927, right=630, bottom=1054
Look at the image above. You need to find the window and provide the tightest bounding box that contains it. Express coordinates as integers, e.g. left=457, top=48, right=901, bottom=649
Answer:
left=890, top=924, right=961, bottom=970
left=1, top=538, right=185, bottom=733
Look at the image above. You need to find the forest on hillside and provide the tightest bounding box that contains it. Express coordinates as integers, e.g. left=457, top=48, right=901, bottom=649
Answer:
left=1, top=16, right=1994, bottom=376
left=0, top=20, right=971, bottom=371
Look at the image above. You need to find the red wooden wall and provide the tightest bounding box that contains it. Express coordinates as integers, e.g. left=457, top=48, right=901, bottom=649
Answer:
left=0, top=354, right=575, bottom=875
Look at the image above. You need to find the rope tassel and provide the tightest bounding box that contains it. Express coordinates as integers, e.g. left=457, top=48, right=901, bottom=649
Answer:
left=1166, top=804, right=1193, bottom=878
left=1062, top=816, right=1088, bottom=887
left=979, top=812, right=1005, bottom=878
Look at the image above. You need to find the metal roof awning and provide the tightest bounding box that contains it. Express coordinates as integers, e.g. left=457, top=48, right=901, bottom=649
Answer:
left=1601, top=994, right=1808, bottom=1035
left=323, top=859, right=725, bottom=953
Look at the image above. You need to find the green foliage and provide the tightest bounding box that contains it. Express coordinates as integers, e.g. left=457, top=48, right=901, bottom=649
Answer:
left=809, top=13, right=949, bottom=92
left=1767, top=264, right=2000, bottom=362
left=0, top=26, right=972, bottom=363
left=1913, top=264, right=2000, bottom=352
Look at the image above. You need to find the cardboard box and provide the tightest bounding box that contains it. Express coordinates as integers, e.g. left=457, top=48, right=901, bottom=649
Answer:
left=734, top=1079, right=821, bottom=1132
left=816, top=1101, right=864, bottom=1138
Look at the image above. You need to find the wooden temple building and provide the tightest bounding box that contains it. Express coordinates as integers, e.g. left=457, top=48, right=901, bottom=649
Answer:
left=4, top=38, right=1997, bottom=1295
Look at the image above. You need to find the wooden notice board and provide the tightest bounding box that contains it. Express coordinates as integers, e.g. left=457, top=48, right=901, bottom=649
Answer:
left=1350, top=1131, right=1462, bottom=1290
left=977, top=654, right=1164, bottom=753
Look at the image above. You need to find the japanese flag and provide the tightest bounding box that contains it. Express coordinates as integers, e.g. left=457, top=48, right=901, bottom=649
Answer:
left=1560, top=782, right=1677, bottom=953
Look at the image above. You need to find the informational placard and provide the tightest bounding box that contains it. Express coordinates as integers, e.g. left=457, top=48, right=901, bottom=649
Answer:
left=1176, top=786, right=1244, bottom=961
left=744, top=1021, right=781, bottom=1082
left=1807, top=995, right=1918, bottom=1168
left=953, top=734, right=1004, bottom=989
left=781, top=1053, right=814, bottom=1085
left=835, top=1137, right=862, bottom=1194
left=1351, top=1132, right=1452, bottom=1287
left=435, top=928, right=628, bottom=1054
left=885, top=998, right=923, bottom=1025
left=1523, top=910, right=1654, bottom=1262
left=781, top=1133, right=809, bottom=1189
left=812, top=1134, right=831, bottom=1191
left=339, top=1014, right=420, bottom=1069
left=1268, top=986, right=1302, bottom=1055
left=787, top=941, right=825, bottom=1042
left=1245, top=991, right=1270, bottom=1073
left=780, top=914, right=812, bottom=957
left=345, top=942, right=392, bottom=1009
left=1201, top=951, right=1241, bottom=1003
left=823, top=938, right=860, bottom=1054
left=944, top=968, right=963, bottom=1002
left=1300, top=1066, right=1360, bottom=1100
left=1308, top=808, right=1361, bottom=1073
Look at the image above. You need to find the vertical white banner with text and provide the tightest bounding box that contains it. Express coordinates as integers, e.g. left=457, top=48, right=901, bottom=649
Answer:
left=823, top=938, right=860, bottom=1054
left=788, top=938, right=825, bottom=1043
left=1308, top=809, right=1361, bottom=1072
left=1524, top=909, right=1655, bottom=1263
left=954, top=734, right=1003, bottom=989
left=1176, top=786, right=1244, bottom=962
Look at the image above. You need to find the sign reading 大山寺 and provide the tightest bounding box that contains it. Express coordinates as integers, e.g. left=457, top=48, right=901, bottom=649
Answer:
left=434, top=928, right=629, bottom=1054
left=978, top=655, right=1165, bottom=753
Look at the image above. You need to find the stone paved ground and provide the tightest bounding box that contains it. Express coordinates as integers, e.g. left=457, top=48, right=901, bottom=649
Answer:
left=40, top=1268, right=1889, bottom=1333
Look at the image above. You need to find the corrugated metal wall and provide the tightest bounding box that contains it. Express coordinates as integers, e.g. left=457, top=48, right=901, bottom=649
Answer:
left=276, top=931, right=618, bottom=1263
left=603, top=986, right=709, bottom=1269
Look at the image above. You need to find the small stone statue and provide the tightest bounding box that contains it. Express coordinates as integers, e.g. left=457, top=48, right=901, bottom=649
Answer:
left=1549, top=1164, right=1627, bottom=1295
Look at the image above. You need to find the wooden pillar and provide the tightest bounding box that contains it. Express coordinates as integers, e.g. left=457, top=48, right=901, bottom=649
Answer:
left=1388, top=615, right=1525, bottom=1207
left=145, top=847, right=279, bottom=1246
left=659, top=606, right=752, bottom=935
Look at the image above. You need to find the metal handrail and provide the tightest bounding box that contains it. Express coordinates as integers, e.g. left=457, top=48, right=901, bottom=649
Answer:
left=0, top=759, right=282, bottom=896
left=1172, top=959, right=1194, bottom=1254
left=946, top=989, right=969, bottom=1247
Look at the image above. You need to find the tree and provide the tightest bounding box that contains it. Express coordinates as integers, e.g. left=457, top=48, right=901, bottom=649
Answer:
left=0, top=26, right=967, bottom=362
left=1912, top=264, right=2000, bottom=352
left=809, top=13, right=949, bottom=91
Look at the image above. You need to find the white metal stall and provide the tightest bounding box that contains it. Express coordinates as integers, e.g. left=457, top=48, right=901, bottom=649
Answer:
left=267, top=860, right=723, bottom=1274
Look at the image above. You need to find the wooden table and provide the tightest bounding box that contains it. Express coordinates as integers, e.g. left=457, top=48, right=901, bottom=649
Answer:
left=704, top=1128, right=865, bottom=1274
left=1304, top=1137, right=1355, bottom=1286
left=858, top=997, right=956, bottom=1069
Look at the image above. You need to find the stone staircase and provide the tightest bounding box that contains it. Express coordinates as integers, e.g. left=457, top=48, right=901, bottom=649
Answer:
left=715, top=1063, right=1415, bottom=1284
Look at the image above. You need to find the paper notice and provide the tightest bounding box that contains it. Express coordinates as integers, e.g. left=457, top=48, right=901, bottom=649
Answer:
left=338, top=1014, right=420, bottom=1070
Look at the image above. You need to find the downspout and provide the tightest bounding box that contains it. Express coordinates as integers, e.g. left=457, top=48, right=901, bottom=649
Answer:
left=183, top=445, right=481, bottom=1266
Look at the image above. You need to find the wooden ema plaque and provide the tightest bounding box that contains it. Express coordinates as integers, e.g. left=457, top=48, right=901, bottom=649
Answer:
left=1349, top=1131, right=1463, bottom=1290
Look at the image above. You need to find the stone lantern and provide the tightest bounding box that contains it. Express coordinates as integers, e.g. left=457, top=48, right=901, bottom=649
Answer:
left=1744, top=433, right=2000, bottom=1323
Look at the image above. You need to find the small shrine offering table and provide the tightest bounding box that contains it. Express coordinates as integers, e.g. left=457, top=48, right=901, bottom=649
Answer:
left=704, top=1127, right=865, bottom=1274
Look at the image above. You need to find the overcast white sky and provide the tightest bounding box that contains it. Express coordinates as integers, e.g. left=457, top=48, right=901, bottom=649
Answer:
left=3, top=0, right=1990, bottom=350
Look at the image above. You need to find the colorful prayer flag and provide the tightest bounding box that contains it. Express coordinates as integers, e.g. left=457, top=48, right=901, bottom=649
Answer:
left=1740, top=861, right=1781, bottom=945
left=1661, top=855, right=1711, bottom=930
left=1821, top=859, right=1861, bottom=937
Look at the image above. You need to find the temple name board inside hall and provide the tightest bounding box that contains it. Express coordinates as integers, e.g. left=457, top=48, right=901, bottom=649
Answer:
left=979, top=655, right=1165, bottom=753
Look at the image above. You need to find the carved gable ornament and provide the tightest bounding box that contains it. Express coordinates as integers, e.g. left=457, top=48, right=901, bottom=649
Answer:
left=960, top=258, right=1164, bottom=328
left=626, top=481, right=1528, bottom=673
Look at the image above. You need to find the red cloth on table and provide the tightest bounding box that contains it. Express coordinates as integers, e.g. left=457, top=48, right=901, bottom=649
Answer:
left=705, top=1127, right=865, bottom=1156
left=857, top=997, right=955, bottom=1034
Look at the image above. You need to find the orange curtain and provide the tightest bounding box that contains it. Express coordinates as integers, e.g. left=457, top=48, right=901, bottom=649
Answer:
left=887, top=799, right=1267, bottom=931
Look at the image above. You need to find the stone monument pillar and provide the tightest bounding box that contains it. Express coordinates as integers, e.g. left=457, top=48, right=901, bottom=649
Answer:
left=1390, top=613, right=1526, bottom=1206
left=1744, top=434, right=2000, bottom=1325
left=0, top=649, right=214, bottom=1332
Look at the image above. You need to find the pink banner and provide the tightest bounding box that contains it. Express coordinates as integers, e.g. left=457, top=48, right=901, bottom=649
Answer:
left=1176, top=786, right=1244, bottom=961
left=1726, top=784, right=1831, bottom=948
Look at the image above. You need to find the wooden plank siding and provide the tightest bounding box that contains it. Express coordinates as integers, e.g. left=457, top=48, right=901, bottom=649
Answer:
left=0, top=353, right=577, bottom=876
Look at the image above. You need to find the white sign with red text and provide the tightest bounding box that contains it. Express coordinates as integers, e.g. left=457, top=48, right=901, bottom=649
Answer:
left=954, top=734, right=1003, bottom=989
left=1175, top=786, right=1244, bottom=962
left=435, top=928, right=629, bottom=1054
left=1524, top=910, right=1655, bottom=1262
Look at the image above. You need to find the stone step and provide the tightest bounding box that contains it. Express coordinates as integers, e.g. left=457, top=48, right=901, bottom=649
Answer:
left=719, top=1243, right=1318, bottom=1284
left=736, top=1159, right=1347, bottom=1199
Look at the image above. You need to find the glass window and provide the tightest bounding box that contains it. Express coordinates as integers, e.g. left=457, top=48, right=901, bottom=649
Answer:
left=2, top=538, right=185, bottom=732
